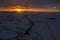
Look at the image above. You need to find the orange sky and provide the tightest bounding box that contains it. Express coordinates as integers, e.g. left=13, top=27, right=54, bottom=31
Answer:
left=0, top=8, right=60, bottom=12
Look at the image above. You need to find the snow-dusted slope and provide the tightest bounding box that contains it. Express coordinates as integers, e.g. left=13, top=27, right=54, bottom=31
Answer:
left=0, top=12, right=60, bottom=40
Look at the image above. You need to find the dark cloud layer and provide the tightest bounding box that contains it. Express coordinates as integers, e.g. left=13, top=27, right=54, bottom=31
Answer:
left=0, top=0, right=60, bottom=7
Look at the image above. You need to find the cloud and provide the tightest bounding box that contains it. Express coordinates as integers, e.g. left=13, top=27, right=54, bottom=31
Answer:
left=0, top=0, right=60, bottom=7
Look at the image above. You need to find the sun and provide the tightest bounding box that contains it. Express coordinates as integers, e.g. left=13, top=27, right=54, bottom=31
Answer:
left=16, top=9, right=21, bottom=12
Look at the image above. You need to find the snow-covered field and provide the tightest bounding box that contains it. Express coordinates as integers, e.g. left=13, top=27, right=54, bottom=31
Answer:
left=0, top=12, right=60, bottom=40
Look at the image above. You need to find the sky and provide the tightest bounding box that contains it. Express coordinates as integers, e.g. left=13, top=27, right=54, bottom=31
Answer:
left=0, top=0, right=60, bottom=8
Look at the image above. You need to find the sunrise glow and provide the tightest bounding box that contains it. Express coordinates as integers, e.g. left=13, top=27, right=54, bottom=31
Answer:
left=0, top=6, right=60, bottom=12
left=15, top=9, right=22, bottom=12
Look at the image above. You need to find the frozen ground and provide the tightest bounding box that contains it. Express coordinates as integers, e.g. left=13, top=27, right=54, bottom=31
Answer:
left=0, top=12, right=60, bottom=40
